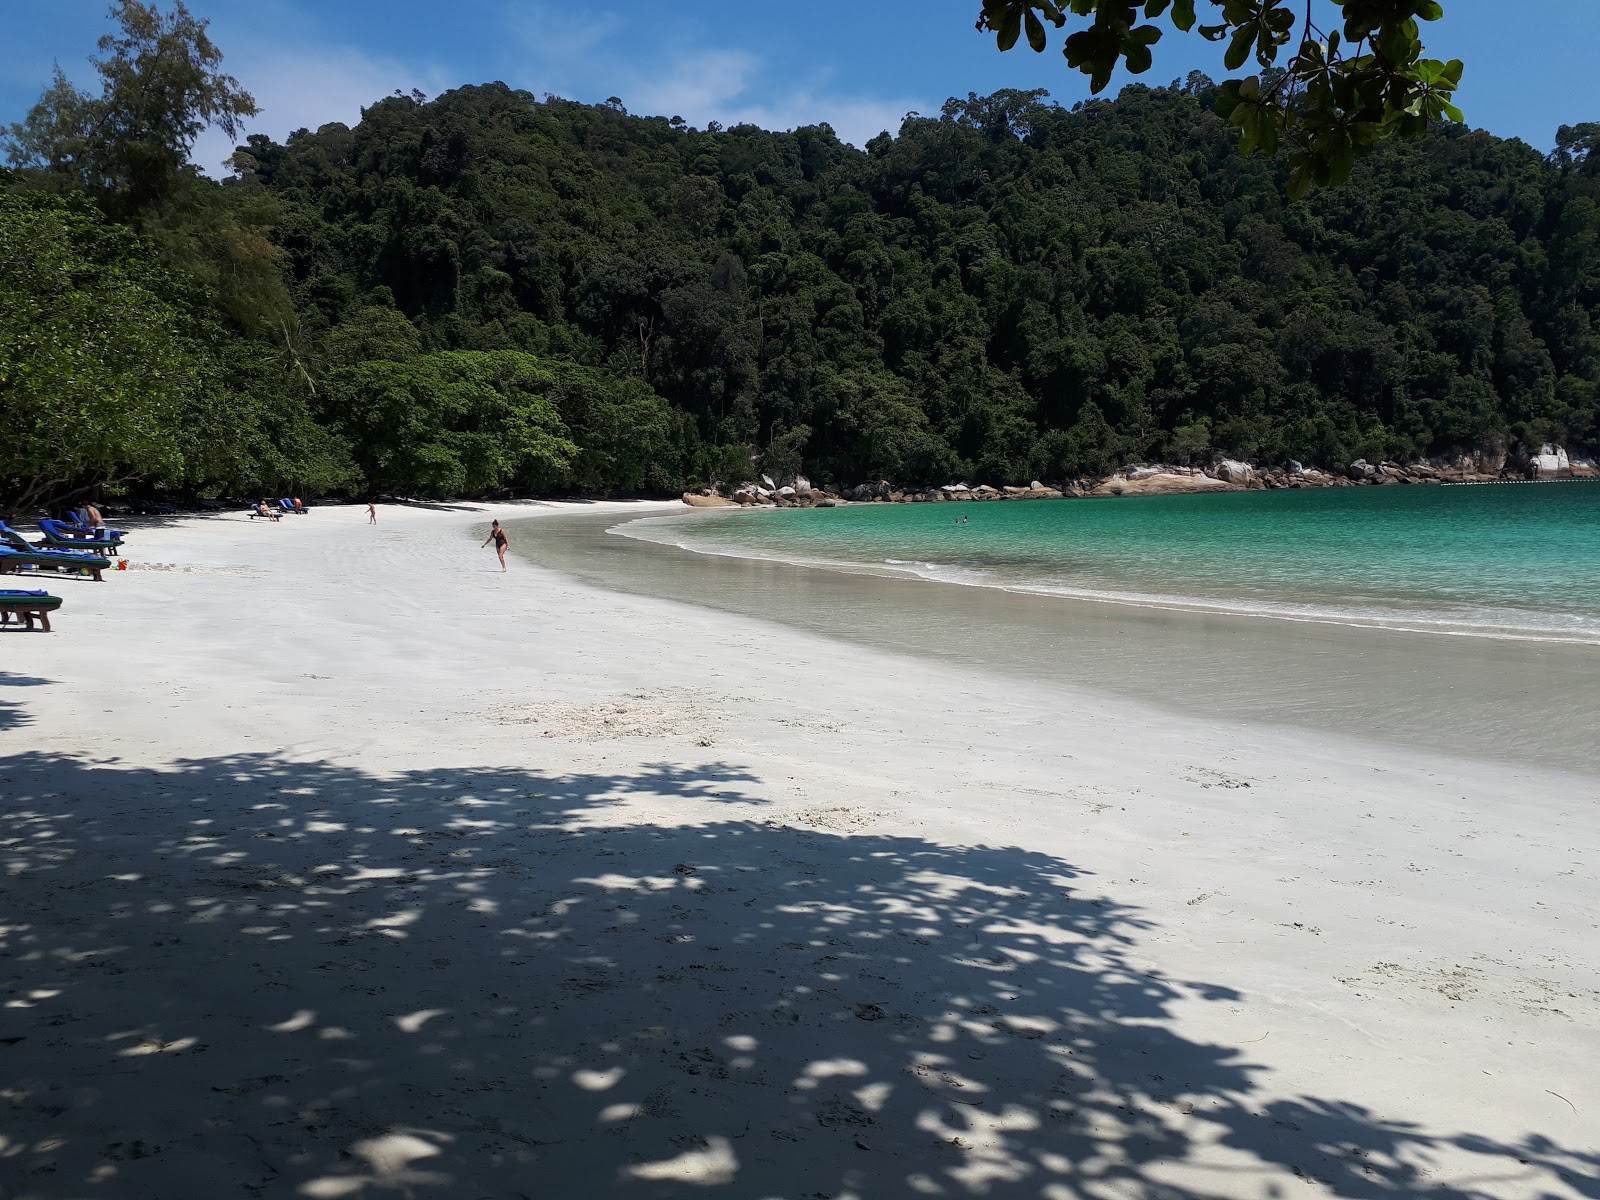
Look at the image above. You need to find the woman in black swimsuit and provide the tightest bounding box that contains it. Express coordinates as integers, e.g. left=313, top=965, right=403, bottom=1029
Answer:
left=482, top=519, right=509, bottom=572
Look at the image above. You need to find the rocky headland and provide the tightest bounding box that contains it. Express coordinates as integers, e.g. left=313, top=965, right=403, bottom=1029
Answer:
left=685, top=444, right=1598, bottom=508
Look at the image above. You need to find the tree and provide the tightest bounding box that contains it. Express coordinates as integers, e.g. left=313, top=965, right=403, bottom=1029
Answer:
left=181, top=340, right=360, bottom=499
left=321, top=351, right=579, bottom=496
left=4, top=1, right=257, bottom=214
left=976, top=1, right=1464, bottom=197
left=3, top=4, right=286, bottom=336
left=0, top=187, right=356, bottom=509
left=0, top=191, right=196, bottom=511
left=535, top=360, right=693, bottom=494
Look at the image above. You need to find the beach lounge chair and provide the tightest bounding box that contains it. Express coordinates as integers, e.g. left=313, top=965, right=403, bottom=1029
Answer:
left=0, top=545, right=108, bottom=582
left=0, top=589, right=62, bottom=631
left=0, top=523, right=60, bottom=556
left=38, top=518, right=123, bottom=556
left=278, top=498, right=307, bottom=515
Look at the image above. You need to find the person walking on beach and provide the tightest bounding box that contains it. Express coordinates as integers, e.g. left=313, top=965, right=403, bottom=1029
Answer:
left=367, top=502, right=377, bottom=524
left=482, top=519, right=509, bottom=572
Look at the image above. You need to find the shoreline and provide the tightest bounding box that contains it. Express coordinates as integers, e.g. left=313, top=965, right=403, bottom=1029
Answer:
left=2, top=502, right=1596, bottom=1198
left=619, top=506, right=1600, bottom=647
left=517, top=505, right=1600, bottom=778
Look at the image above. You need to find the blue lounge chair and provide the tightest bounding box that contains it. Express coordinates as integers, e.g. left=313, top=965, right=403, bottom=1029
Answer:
left=0, top=545, right=107, bottom=582
left=0, top=588, right=63, bottom=631
left=277, top=498, right=308, bottom=515
left=38, top=518, right=122, bottom=556
left=0, top=526, right=110, bottom=571
left=0, top=522, right=44, bottom=552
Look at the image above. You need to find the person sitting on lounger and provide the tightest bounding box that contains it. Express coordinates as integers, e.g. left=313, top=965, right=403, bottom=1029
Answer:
left=257, top=500, right=280, bottom=522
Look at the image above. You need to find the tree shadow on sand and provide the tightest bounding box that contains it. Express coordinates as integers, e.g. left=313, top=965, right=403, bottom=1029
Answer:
left=0, top=672, right=50, bottom=730
left=1, top=752, right=1594, bottom=1199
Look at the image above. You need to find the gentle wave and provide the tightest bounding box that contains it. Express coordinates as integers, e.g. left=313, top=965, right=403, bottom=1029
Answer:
left=613, top=517, right=1600, bottom=647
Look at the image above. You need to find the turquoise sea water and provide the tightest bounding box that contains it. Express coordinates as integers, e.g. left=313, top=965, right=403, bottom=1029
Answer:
left=623, top=483, right=1600, bottom=645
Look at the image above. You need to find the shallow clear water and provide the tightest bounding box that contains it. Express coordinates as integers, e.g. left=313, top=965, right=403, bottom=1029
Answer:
left=625, top=484, right=1600, bottom=644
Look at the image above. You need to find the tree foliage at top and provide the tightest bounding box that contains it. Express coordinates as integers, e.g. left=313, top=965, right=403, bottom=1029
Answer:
left=5, top=0, right=256, bottom=216
left=231, top=77, right=1598, bottom=489
left=3, top=2, right=1597, bottom=507
left=976, top=1, right=1465, bottom=198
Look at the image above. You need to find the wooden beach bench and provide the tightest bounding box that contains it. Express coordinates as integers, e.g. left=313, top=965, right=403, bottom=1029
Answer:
left=0, top=549, right=107, bottom=582
left=0, top=590, right=63, bottom=632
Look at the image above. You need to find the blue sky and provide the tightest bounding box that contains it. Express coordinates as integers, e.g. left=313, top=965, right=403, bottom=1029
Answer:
left=3, top=1, right=1595, bottom=174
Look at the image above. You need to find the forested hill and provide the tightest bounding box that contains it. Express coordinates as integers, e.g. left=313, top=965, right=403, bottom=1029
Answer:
left=6, top=64, right=1599, bottom=506
left=238, top=79, right=1598, bottom=491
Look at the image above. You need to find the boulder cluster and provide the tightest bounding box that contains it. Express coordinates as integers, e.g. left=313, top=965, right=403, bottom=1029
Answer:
left=683, top=446, right=1598, bottom=508
left=684, top=475, right=1067, bottom=508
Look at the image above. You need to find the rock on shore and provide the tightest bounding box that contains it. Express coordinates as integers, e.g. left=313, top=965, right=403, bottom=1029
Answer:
left=688, top=444, right=1597, bottom=508
left=1091, top=469, right=1233, bottom=497
left=1531, top=443, right=1599, bottom=478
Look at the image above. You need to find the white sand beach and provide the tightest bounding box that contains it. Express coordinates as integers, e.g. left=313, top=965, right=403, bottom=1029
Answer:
left=2, top=501, right=1596, bottom=1199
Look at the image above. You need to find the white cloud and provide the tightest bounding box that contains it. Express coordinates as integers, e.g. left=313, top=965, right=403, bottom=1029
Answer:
left=720, top=91, right=920, bottom=147
left=624, top=47, right=760, bottom=121
left=619, top=49, right=917, bottom=145
left=499, top=4, right=926, bottom=146
left=501, top=2, right=623, bottom=63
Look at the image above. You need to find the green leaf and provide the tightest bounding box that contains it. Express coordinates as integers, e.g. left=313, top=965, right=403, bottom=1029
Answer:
left=1224, top=26, right=1253, bottom=71
left=1025, top=9, right=1047, bottom=52
left=1238, top=116, right=1259, bottom=155
left=996, top=10, right=1022, bottom=52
